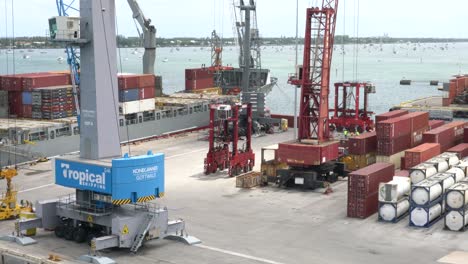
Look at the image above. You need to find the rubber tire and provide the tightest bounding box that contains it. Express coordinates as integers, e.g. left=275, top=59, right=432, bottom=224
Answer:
left=73, top=228, right=87, bottom=243
left=54, top=225, right=65, bottom=238
left=64, top=226, right=75, bottom=240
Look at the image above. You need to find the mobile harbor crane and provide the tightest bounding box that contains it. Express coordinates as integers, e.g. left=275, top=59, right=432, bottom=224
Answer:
left=276, top=1, right=345, bottom=189
left=4, top=1, right=199, bottom=263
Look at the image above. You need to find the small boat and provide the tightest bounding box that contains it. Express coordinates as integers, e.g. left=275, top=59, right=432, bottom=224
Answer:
left=162, top=58, right=169, bottom=63
left=22, top=55, right=31, bottom=59
left=57, top=57, right=64, bottom=63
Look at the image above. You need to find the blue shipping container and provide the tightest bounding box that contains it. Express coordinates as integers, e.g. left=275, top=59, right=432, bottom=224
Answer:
left=119, top=88, right=139, bottom=102
left=22, top=92, right=32, bottom=105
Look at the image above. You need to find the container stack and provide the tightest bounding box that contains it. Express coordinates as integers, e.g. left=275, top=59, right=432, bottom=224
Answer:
left=447, top=143, right=468, bottom=159
left=0, top=72, right=72, bottom=118
left=376, top=112, right=429, bottom=169
left=375, top=109, right=408, bottom=123
left=428, top=120, right=445, bottom=130
left=33, top=86, right=76, bottom=119
left=185, top=68, right=215, bottom=91
left=346, top=131, right=377, bottom=171
left=445, top=182, right=468, bottom=231
left=118, top=74, right=156, bottom=115
left=378, top=176, right=411, bottom=223
left=348, top=163, right=395, bottom=219
left=423, top=121, right=466, bottom=152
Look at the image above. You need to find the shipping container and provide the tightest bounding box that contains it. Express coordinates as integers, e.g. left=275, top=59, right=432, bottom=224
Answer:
left=404, top=143, right=441, bottom=169
left=375, top=110, right=408, bottom=124
left=406, top=112, right=429, bottom=132
left=348, top=131, right=377, bottom=155
left=21, top=92, right=32, bottom=105
left=377, top=115, right=411, bottom=140
left=411, top=126, right=429, bottom=147
left=344, top=153, right=376, bottom=171
left=119, top=89, right=139, bottom=102
left=277, top=141, right=340, bottom=166
left=376, top=150, right=405, bottom=170
left=139, top=86, right=155, bottom=100
left=377, top=135, right=411, bottom=156
left=138, top=74, right=156, bottom=87
left=428, top=120, right=445, bottom=130
left=22, top=74, right=71, bottom=91
left=447, top=144, right=468, bottom=159
left=119, top=98, right=155, bottom=115
left=348, top=163, right=395, bottom=195
left=465, top=127, right=468, bottom=143
left=424, top=121, right=466, bottom=151
left=348, top=192, right=379, bottom=219
left=118, top=75, right=139, bottom=90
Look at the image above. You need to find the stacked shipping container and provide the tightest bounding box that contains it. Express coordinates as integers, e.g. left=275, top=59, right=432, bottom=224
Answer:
left=423, top=121, right=466, bottom=152
left=118, top=74, right=157, bottom=115
left=404, top=143, right=441, bottom=169
left=185, top=68, right=215, bottom=91
left=348, top=163, right=395, bottom=218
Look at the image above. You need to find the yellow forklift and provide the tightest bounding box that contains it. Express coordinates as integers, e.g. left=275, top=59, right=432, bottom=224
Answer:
left=0, top=167, right=33, bottom=220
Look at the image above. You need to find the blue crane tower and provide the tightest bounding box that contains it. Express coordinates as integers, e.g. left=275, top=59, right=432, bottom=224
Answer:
left=12, top=1, right=200, bottom=261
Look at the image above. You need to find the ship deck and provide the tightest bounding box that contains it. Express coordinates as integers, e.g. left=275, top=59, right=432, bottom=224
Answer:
left=0, top=117, right=75, bottom=130
left=0, top=130, right=466, bottom=264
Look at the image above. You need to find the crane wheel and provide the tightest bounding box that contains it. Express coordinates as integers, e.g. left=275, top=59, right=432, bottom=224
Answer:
left=54, top=226, right=65, bottom=238
left=64, top=227, right=75, bottom=240
left=73, top=228, right=87, bottom=243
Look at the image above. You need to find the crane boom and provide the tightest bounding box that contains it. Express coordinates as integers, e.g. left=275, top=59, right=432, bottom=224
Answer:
left=127, top=0, right=156, bottom=74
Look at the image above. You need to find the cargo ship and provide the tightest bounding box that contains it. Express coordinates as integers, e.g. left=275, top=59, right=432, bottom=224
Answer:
left=0, top=72, right=237, bottom=166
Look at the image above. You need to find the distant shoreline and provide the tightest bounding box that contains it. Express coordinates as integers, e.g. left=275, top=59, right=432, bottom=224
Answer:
left=1, top=36, right=468, bottom=49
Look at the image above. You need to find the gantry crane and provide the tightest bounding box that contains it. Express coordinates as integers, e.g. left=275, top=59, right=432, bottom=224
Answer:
left=127, top=0, right=157, bottom=74
left=277, top=1, right=345, bottom=189
left=211, top=30, right=224, bottom=88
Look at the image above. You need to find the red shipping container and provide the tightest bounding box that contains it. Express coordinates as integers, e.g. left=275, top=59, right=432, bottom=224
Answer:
left=465, top=127, right=468, bottom=143
left=400, top=157, right=406, bottom=170
left=19, top=105, right=32, bottom=118
left=185, top=68, right=214, bottom=80
left=406, top=112, right=429, bottom=132
left=22, top=74, right=71, bottom=91
left=348, top=192, right=379, bottom=219
left=447, top=143, right=468, bottom=159
left=428, top=120, right=445, bottom=130
left=138, top=74, right=155, bottom=87
left=377, top=135, right=411, bottom=156
left=348, top=163, right=395, bottom=195
left=8, top=91, right=22, bottom=115
left=446, top=121, right=466, bottom=143
left=348, top=131, right=377, bottom=155
left=394, top=170, right=409, bottom=177
left=139, top=86, right=155, bottom=100
left=404, top=143, right=441, bottom=168
left=411, top=126, right=429, bottom=147
left=377, top=115, right=411, bottom=140
left=277, top=141, right=339, bottom=166
left=375, top=110, right=408, bottom=123
left=1, top=76, right=23, bottom=91
left=118, top=75, right=139, bottom=90
left=423, top=121, right=466, bottom=152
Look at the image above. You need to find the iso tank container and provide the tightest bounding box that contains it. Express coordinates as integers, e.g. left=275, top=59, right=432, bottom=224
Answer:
left=445, top=210, right=468, bottom=231
left=446, top=167, right=466, bottom=182
left=424, top=157, right=449, bottom=173
left=411, top=178, right=445, bottom=206
left=445, top=183, right=468, bottom=210
left=379, top=176, right=411, bottom=203
left=410, top=202, right=443, bottom=227
left=375, top=110, right=408, bottom=124
left=404, top=143, right=441, bottom=169
left=447, top=143, right=468, bottom=159
left=409, top=164, right=437, bottom=184
left=378, top=198, right=410, bottom=223
left=348, top=131, right=377, bottom=155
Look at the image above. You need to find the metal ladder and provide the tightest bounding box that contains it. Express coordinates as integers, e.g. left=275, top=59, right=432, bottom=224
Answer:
left=130, top=213, right=155, bottom=253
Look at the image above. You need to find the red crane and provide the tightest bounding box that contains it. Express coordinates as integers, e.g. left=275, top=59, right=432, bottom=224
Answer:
left=277, top=1, right=343, bottom=189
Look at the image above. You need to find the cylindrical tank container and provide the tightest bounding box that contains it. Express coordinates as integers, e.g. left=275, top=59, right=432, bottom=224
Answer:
left=454, top=163, right=468, bottom=176
left=446, top=167, right=466, bottom=182
left=410, top=203, right=443, bottom=227
left=379, top=176, right=411, bottom=202
left=437, top=152, right=460, bottom=166
left=424, top=157, right=449, bottom=173
left=411, top=179, right=443, bottom=206
left=429, top=173, right=457, bottom=192
left=410, top=164, right=438, bottom=184
left=379, top=198, right=410, bottom=222
left=445, top=210, right=468, bottom=231
left=446, top=183, right=468, bottom=210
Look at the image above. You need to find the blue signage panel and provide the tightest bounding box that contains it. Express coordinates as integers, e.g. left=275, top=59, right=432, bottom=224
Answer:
left=55, top=158, right=112, bottom=194
left=111, top=152, right=165, bottom=201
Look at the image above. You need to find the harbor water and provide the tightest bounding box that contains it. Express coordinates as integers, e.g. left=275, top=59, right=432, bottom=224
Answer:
left=1, top=42, right=467, bottom=115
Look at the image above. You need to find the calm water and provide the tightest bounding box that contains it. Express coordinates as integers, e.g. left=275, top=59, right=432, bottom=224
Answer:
left=1, top=42, right=467, bottom=115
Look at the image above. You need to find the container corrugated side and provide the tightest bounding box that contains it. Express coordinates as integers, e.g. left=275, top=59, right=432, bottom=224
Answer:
left=404, top=143, right=441, bottom=168
left=375, top=110, right=408, bottom=124
left=377, top=115, right=411, bottom=140
left=348, top=131, right=377, bottom=155
left=447, top=143, right=468, bottom=159
left=428, top=120, right=445, bottom=130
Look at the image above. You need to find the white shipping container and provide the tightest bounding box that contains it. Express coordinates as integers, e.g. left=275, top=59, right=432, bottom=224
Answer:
left=379, top=198, right=410, bottom=222
left=446, top=167, right=465, bottom=182
left=379, top=176, right=411, bottom=202
left=424, top=157, right=449, bottom=173
left=446, top=183, right=468, bottom=209
left=410, top=164, right=438, bottom=184
left=429, top=172, right=456, bottom=192
left=445, top=210, right=468, bottom=231
left=437, top=152, right=460, bottom=166
left=411, top=179, right=443, bottom=206
left=119, top=99, right=155, bottom=115
left=410, top=203, right=442, bottom=227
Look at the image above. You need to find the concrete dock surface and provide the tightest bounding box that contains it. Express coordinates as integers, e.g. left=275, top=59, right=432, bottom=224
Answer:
left=0, top=130, right=466, bottom=264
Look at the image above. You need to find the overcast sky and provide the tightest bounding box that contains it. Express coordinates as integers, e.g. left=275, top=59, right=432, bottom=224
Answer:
left=1, top=0, right=467, bottom=38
